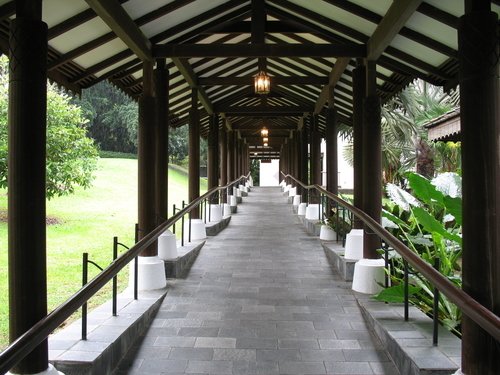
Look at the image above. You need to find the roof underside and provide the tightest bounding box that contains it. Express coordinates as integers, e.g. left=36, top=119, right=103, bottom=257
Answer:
left=0, top=0, right=498, bottom=158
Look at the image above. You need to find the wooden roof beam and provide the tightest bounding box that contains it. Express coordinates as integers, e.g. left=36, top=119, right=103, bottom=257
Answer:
left=367, top=0, right=423, bottom=61
left=199, top=76, right=327, bottom=86
left=215, top=105, right=312, bottom=116
left=153, top=43, right=366, bottom=58
left=314, top=57, right=350, bottom=114
left=172, top=57, right=214, bottom=115
left=84, top=0, right=152, bottom=61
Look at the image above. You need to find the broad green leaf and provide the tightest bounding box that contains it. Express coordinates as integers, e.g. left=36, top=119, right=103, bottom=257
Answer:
left=374, top=284, right=421, bottom=303
left=382, top=209, right=408, bottom=228
left=412, top=207, right=462, bottom=245
left=407, top=172, right=444, bottom=206
left=386, top=183, right=420, bottom=211
left=443, top=196, right=462, bottom=226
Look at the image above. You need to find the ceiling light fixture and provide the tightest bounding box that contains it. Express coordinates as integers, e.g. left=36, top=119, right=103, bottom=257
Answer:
left=254, top=70, right=270, bottom=95
left=260, top=127, right=268, bottom=137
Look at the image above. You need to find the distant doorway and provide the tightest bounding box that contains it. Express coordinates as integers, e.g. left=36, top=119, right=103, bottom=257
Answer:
left=259, top=159, right=280, bottom=186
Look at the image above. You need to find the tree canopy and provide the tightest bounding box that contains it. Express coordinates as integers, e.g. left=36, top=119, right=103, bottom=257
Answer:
left=0, top=56, right=99, bottom=199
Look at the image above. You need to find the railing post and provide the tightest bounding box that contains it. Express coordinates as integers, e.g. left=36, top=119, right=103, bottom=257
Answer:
left=81, top=252, right=88, bottom=341
left=181, top=200, right=185, bottom=247
left=172, top=204, right=176, bottom=234
left=112, top=237, right=118, bottom=316
left=403, top=260, right=409, bottom=321
left=134, top=223, right=139, bottom=300
left=433, top=258, right=441, bottom=346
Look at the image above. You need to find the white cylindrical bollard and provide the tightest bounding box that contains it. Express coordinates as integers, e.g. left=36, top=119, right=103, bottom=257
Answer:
left=209, top=204, right=222, bottom=222
left=283, top=184, right=291, bottom=193
left=345, top=229, right=364, bottom=260
left=222, top=203, right=231, bottom=217
left=297, top=202, right=307, bottom=215
left=288, top=187, right=296, bottom=197
left=236, top=188, right=242, bottom=197
left=158, top=230, right=178, bottom=260
left=292, top=195, right=301, bottom=206
left=352, top=258, right=385, bottom=294
left=305, top=203, right=320, bottom=221
left=183, top=218, right=207, bottom=241
left=319, top=225, right=336, bottom=241
left=129, top=256, right=167, bottom=291
left=229, top=195, right=237, bottom=207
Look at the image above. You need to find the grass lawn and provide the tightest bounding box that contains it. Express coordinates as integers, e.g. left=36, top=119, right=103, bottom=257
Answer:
left=0, top=158, right=207, bottom=349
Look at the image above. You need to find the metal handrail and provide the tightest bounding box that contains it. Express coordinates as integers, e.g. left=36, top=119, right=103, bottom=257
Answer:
left=281, top=172, right=500, bottom=342
left=0, top=174, right=250, bottom=375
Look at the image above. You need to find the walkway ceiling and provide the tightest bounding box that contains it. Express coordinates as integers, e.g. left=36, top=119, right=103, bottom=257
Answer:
left=0, top=0, right=499, bottom=157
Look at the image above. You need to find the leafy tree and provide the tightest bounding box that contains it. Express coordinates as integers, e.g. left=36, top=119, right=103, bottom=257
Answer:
left=75, top=81, right=137, bottom=153
left=0, top=56, right=99, bottom=198
left=169, top=125, right=188, bottom=163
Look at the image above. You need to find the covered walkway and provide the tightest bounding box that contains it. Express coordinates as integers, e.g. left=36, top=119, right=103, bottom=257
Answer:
left=117, top=187, right=397, bottom=375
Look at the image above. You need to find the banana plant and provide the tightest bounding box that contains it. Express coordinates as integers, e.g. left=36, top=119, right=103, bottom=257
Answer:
left=376, top=172, right=462, bottom=335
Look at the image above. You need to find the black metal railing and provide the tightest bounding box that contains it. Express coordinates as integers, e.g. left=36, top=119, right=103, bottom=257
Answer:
left=281, top=172, right=500, bottom=344
left=0, top=174, right=250, bottom=375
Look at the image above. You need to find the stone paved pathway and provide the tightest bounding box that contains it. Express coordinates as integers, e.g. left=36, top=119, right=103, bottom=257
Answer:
left=117, top=187, right=399, bottom=375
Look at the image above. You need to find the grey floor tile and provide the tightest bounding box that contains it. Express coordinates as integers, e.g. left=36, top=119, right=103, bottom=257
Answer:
left=116, top=188, right=395, bottom=375
left=278, top=360, right=326, bottom=374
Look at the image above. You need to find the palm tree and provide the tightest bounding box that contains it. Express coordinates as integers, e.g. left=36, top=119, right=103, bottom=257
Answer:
left=342, top=80, right=459, bottom=184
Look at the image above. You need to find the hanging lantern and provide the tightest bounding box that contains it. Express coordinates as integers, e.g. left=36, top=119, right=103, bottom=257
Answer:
left=262, top=137, right=268, bottom=143
left=263, top=142, right=268, bottom=147
left=260, top=127, right=268, bottom=137
left=254, top=70, right=271, bottom=95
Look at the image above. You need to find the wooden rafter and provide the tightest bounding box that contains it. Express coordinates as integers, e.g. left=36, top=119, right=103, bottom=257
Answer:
left=153, top=43, right=366, bottom=58
left=367, top=0, right=423, bottom=61
left=84, top=0, right=152, bottom=61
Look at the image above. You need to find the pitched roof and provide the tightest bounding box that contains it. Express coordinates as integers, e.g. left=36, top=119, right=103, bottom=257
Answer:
left=0, top=0, right=498, bottom=156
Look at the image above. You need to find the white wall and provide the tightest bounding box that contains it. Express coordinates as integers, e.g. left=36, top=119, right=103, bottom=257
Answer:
left=259, top=159, right=280, bottom=186
left=321, top=137, right=353, bottom=190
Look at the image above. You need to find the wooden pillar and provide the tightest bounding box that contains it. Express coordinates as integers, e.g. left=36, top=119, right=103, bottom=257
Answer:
left=154, top=59, right=169, bottom=221
left=362, top=61, right=381, bottom=259
left=138, top=62, right=157, bottom=255
left=188, top=88, right=200, bottom=218
left=326, top=88, right=338, bottom=196
left=207, top=113, right=219, bottom=200
left=299, top=123, right=308, bottom=200
left=459, top=1, right=499, bottom=373
left=227, top=130, right=235, bottom=183
left=352, top=63, right=366, bottom=229
left=310, top=114, right=321, bottom=185
left=8, top=1, right=49, bottom=372
left=219, top=122, right=227, bottom=201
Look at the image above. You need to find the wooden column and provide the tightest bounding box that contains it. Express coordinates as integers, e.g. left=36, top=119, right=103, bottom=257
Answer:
left=227, top=130, right=235, bottom=183
left=299, top=123, right=308, bottom=201
left=459, top=1, right=499, bottom=373
left=138, top=62, right=157, bottom=255
left=352, top=63, right=366, bottom=229
left=207, top=113, right=219, bottom=201
left=362, top=61, right=381, bottom=259
left=310, top=114, right=321, bottom=186
left=8, top=1, right=49, bottom=372
left=219, top=122, right=227, bottom=201
left=188, top=88, right=200, bottom=218
left=154, top=59, right=169, bottom=221
left=326, top=88, right=338, bottom=196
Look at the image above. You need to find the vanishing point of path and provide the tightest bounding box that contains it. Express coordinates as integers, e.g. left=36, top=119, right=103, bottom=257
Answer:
left=117, top=187, right=399, bottom=375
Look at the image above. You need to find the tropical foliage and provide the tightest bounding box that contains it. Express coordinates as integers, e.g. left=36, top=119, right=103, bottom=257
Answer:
left=343, top=80, right=461, bottom=184
left=377, top=172, right=462, bottom=334
left=0, top=56, right=98, bottom=199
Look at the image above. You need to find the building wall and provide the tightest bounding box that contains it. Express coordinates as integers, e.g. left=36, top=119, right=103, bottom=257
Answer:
left=260, top=159, right=280, bottom=186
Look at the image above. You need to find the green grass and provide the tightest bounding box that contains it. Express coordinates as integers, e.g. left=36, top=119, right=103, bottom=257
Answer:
left=0, top=158, right=207, bottom=349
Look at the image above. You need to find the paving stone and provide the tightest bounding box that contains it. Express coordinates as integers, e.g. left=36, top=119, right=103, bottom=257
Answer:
left=278, top=360, right=327, bottom=374
left=185, top=359, right=233, bottom=374
left=168, top=347, right=214, bottom=360
left=115, top=187, right=396, bottom=375
left=324, top=361, right=374, bottom=374
left=194, top=337, right=237, bottom=348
